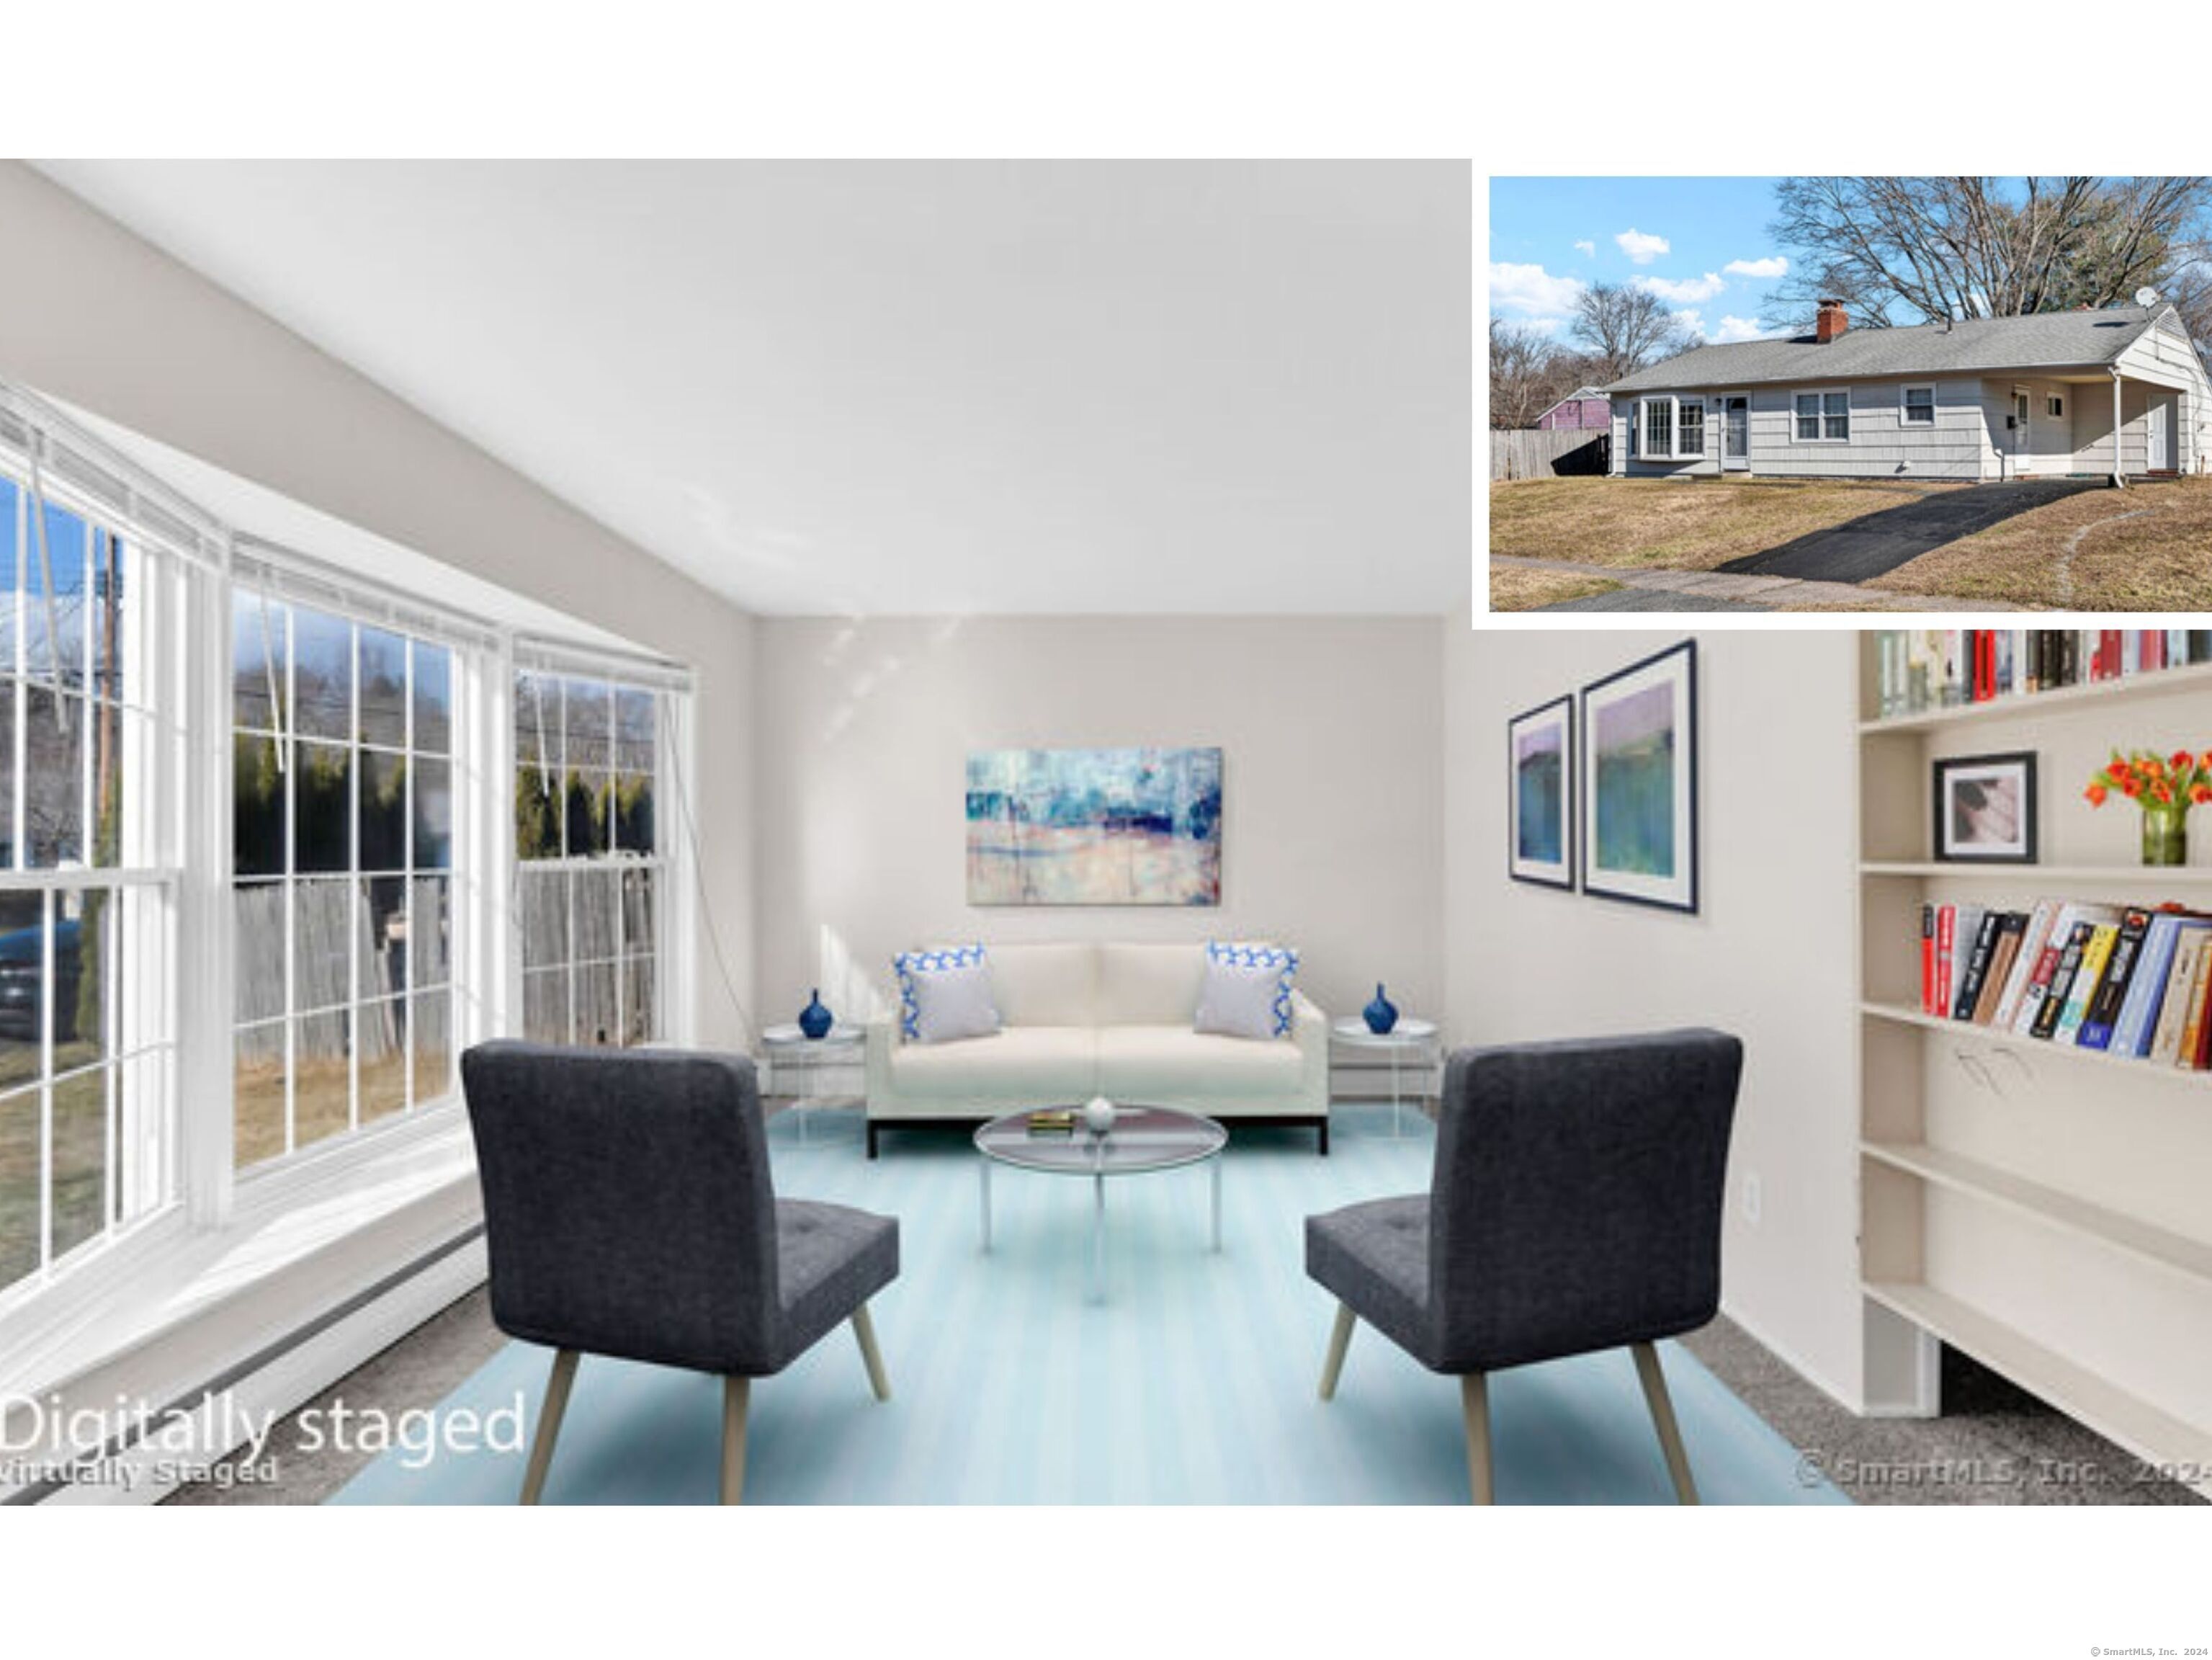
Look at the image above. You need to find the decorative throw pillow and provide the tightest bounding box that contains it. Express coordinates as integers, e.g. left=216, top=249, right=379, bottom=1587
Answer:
left=893, top=945, right=1002, bottom=1044
left=1194, top=941, right=1299, bottom=1040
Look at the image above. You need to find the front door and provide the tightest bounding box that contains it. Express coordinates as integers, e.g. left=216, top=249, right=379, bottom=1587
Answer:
left=2146, top=394, right=2172, bottom=471
left=1723, top=396, right=1750, bottom=472
left=2013, top=388, right=2031, bottom=470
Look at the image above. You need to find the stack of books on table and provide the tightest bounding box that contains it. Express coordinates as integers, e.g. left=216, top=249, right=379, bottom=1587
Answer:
left=1026, top=1109, right=1077, bottom=1138
left=1873, top=628, right=2212, bottom=718
left=1921, top=901, right=2212, bottom=1068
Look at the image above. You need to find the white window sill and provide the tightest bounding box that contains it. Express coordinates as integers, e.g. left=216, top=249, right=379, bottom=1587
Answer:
left=0, top=1110, right=481, bottom=1456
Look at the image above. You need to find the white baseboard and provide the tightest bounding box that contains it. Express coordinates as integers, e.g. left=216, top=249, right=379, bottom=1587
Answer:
left=33, top=1237, right=487, bottom=1507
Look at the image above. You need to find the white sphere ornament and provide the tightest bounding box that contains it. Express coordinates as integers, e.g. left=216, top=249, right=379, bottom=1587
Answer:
left=1083, top=1095, right=1118, bottom=1137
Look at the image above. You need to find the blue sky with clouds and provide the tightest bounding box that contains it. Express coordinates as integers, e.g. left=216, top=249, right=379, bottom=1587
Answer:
left=1490, top=177, right=1795, bottom=344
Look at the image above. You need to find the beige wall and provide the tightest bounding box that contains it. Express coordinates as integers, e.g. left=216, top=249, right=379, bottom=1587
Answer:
left=754, top=616, right=1443, bottom=1030
left=0, top=162, right=756, bottom=1045
left=1441, top=614, right=1866, bottom=1406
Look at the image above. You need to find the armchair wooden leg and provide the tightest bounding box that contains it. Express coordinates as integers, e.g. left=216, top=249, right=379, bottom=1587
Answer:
left=721, top=1376, right=751, bottom=1505
left=1632, top=1341, right=1699, bottom=1505
left=519, top=1347, right=578, bottom=1505
left=852, top=1303, right=892, bottom=1401
left=1461, top=1373, right=1494, bottom=1505
left=1317, top=1303, right=1357, bottom=1401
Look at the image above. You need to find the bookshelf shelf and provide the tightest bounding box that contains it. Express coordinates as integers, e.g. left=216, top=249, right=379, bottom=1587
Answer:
left=1858, top=999, right=2212, bottom=1086
left=1860, top=660, right=2212, bottom=735
left=1855, top=632, right=2212, bottom=1482
left=1862, top=1282, right=2212, bottom=1479
left=1861, top=1141, right=2212, bottom=1284
left=1860, top=862, right=2212, bottom=885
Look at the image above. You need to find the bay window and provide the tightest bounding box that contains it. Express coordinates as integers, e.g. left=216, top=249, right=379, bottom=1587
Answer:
left=513, top=669, right=664, bottom=1049
left=1635, top=396, right=1704, bottom=461
left=0, top=381, right=695, bottom=1332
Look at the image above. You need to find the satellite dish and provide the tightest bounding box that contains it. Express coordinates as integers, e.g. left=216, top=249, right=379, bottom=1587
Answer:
left=2136, top=286, right=2161, bottom=307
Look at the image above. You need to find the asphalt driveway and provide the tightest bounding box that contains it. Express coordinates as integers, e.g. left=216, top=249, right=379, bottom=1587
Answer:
left=1716, top=478, right=2109, bottom=582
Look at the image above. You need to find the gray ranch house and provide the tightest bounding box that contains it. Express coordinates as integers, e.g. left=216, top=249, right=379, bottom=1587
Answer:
left=1603, top=301, right=2211, bottom=486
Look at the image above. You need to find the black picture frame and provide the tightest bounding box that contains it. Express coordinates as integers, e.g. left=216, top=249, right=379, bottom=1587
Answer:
left=1932, top=751, right=2039, bottom=864
left=1579, top=638, right=1698, bottom=914
left=1507, top=694, right=1576, bottom=891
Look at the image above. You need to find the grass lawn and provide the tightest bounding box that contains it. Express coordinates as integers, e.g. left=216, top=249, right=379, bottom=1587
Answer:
left=1867, top=476, right=2212, bottom=609
left=1489, top=567, right=1623, bottom=610
left=1490, top=476, right=1957, bottom=571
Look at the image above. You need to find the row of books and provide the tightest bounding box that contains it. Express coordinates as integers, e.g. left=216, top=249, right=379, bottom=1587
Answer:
left=1920, top=901, right=2212, bottom=1068
left=1874, top=630, right=2212, bottom=718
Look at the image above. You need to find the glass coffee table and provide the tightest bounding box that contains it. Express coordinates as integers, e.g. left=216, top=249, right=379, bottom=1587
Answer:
left=974, top=1105, right=1227, bottom=1301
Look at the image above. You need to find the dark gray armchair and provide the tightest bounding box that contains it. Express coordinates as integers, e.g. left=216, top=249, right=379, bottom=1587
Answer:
left=1306, top=1029, right=1742, bottom=1504
left=460, top=1042, right=899, bottom=1504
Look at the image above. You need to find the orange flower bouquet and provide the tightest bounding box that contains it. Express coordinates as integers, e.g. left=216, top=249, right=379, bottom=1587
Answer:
left=2084, top=749, right=2212, bottom=866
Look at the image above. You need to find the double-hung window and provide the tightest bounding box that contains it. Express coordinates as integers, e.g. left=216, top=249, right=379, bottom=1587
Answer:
left=230, top=593, right=457, bottom=1170
left=1903, top=387, right=1935, bottom=427
left=514, top=669, right=664, bottom=1048
left=1641, top=398, right=1673, bottom=459
left=0, top=463, right=179, bottom=1296
left=1795, top=391, right=1850, bottom=441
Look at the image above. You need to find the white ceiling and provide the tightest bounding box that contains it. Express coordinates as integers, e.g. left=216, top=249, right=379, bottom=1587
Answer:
left=35, top=161, right=1470, bottom=617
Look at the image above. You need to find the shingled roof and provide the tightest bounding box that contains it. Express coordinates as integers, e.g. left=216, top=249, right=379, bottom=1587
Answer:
left=1604, top=305, right=2175, bottom=394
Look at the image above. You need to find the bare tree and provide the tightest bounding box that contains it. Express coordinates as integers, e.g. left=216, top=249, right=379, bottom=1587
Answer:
left=1763, top=176, right=2212, bottom=334
left=1489, top=321, right=1562, bottom=428
left=1570, top=283, right=1693, bottom=383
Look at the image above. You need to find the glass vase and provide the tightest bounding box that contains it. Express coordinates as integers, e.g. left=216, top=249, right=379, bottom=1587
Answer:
left=2141, top=803, right=2190, bottom=867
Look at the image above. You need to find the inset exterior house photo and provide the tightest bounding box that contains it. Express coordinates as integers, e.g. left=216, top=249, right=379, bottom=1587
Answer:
left=1489, top=177, right=2212, bottom=613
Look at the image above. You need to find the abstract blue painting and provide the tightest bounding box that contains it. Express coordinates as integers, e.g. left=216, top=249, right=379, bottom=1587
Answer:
left=1580, top=640, right=1698, bottom=913
left=967, top=747, right=1222, bottom=906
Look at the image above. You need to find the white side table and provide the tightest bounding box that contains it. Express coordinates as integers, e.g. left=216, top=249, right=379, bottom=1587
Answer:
left=758, top=1023, right=866, bottom=1145
left=1330, top=1017, right=1441, bottom=1139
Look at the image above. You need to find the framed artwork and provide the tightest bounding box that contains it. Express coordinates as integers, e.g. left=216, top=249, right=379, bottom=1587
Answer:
left=1580, top=638, right=1698, bottom=914
left=965, top=746, right=1223, bottom=906
left=1932, top=751, right=2038, bottom=864
left=1507, top=694, right=1575, bottom=890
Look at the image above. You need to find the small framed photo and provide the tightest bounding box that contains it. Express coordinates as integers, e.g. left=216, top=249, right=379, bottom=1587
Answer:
left=1580, top=638, right=1698, bottom=914
left=1932, top=751, right=2038, bottom=864
left=1508, top=694, right=1574, bottom=890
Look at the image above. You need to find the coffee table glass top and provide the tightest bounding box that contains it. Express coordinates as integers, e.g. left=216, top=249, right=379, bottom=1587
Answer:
left=974, top=1105, right=1227, bottom=1175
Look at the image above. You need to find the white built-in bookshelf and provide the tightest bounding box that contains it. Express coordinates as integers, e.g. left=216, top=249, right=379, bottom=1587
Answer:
left=1856, top=637, right=2212, bottom=1495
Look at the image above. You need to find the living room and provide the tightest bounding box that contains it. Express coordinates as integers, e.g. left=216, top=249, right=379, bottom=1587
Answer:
left=0, top=135, right=2200, bottom=1656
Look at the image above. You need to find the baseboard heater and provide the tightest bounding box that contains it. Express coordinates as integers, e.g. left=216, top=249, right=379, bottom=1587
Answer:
left=6, top=1225, right=486, bottom=1507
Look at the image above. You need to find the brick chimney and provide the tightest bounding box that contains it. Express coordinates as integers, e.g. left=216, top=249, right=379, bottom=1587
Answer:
left=1816, top=298, right=1849, bottom=344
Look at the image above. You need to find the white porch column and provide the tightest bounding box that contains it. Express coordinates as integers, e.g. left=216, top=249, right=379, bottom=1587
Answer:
left=2111, top=367, right=2126, bottom=488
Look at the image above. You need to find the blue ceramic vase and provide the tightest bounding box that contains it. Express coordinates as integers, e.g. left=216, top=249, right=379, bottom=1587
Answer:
left=1362, top=983, right=1399, bottom=1035
left=797, top=989, right=834, bottom=1040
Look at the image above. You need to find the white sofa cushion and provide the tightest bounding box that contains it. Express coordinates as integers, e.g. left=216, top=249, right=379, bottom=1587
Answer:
left=985, top=942, right=1098, bottom=1027
left=1096, top=942, right=1207, bottom=1026
left=1097, top=1025, right=1306, bottom=1102
left=893, top=944, right=1001, bottom=1043
left=885, top=1025, right=1097, bottom=1103
left=1194, top=942, right=1299, bottom=1040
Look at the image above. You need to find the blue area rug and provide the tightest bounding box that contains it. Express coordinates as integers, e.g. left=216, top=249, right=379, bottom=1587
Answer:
left=336, top=1104, right=1845, bottom=1505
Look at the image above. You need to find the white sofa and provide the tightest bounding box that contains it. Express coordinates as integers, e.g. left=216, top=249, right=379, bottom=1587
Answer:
left=864, top=941, right=1330, bottom=1156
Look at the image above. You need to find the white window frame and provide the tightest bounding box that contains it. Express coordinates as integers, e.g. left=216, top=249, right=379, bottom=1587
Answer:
left=1901, top=385, right=1937, bottom=427
left=0, top=439, right=189, bottom=1310
left=1794, top=388, right=1852, bottom=443
left=1634, top=395, right=1706, bottom=462
left=509, top=657, right=684, bottom=1053
left=2047, top=394, right=2066, bottom=419
left=226, top=585, right=470, bottom=1178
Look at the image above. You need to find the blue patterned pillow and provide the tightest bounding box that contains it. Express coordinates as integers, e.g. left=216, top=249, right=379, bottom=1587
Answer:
left=892, top=944, right=1001, bottom=1044
left=1194, top=941, right=1299, bottom=1040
